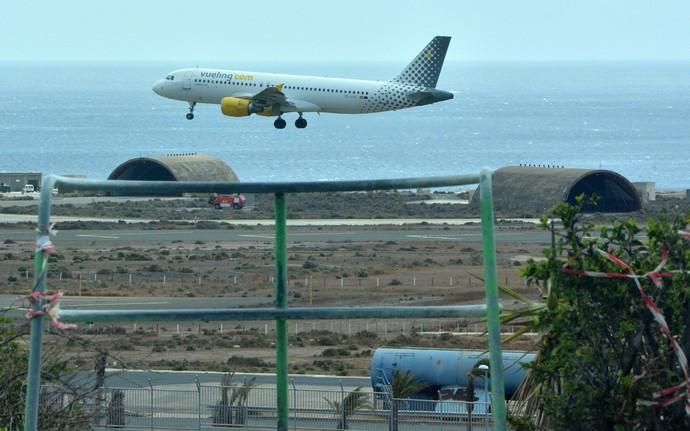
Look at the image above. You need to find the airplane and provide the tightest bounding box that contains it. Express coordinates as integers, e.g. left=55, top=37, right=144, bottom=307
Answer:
left=152, top=36, right=453, bottom=129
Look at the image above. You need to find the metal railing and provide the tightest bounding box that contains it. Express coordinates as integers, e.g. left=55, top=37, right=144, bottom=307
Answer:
left=43, top=384, right=494, bottom=430
left=24, top=171, right=506, bottom=430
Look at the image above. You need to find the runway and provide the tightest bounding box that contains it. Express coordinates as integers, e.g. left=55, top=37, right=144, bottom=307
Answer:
left=0, top=225, right=549, bottom=246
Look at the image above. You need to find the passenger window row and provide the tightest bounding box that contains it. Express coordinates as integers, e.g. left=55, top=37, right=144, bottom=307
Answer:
left=193, top=79, right=369, bottom=95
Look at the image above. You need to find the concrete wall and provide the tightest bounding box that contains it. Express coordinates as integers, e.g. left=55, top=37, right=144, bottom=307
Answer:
left=633, top=182, right=656, bottom=203
left=0, top=172, right=42, bottom=192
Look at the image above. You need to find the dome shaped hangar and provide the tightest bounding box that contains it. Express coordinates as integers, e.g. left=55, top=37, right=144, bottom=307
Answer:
left=472, top=166, right=641, bottom=214
left=108, top=154, right=239, bottom=196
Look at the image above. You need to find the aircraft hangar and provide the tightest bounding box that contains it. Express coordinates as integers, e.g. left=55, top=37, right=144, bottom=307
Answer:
left=107, top=157, right=642, bottom=213
left=471, top=166, right=642, bottom=214
left=108, top=153, right=239, bottom=195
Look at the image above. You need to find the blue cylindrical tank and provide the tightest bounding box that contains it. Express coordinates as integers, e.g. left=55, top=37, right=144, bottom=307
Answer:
left=371, top=347, right=535, bottom=396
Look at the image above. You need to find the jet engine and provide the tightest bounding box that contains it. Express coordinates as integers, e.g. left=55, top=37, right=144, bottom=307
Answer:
left=220, top=97, right=264, bottom=117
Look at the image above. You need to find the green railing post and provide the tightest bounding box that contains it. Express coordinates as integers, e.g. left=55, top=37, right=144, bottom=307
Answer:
left=24, top=178, right=56, bottom=431
left=479, top=168, right=507, bottom=430
left=274, top=193, right=289, bottom=431
left=24, top=250, right=47, bottom=431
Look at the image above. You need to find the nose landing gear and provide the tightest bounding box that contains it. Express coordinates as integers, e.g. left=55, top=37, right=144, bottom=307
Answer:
left=186, top=102, right=196, bottom=120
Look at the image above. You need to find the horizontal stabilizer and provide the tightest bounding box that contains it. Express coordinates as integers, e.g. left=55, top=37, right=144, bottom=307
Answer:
left=406, top=89, right=454, bottom=106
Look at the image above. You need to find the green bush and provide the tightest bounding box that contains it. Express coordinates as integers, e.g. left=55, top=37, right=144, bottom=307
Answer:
left=317, top=335, right=338, bottom=346
left=321, top=348, right=350, bottom=357
left=508, top=198, right=690, bottom=430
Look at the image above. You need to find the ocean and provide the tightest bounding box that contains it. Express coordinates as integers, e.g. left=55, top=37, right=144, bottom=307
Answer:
left=1, top=61, right=688, bottom=190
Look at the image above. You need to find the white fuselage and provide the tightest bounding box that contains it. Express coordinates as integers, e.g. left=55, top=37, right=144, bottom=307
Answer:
left=152, top=36, right=453, bottom=127
left=153, top=68, right=440, bottom=115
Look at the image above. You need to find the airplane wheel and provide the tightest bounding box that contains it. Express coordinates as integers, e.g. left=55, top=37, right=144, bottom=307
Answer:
left=274, top=118, right=287, bottom=129
left=295, top=117, right=307, bottom=129
left=186, top=113, right=194, bottom=120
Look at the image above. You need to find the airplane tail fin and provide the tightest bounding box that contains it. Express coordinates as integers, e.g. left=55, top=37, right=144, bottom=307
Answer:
left=393, top=36, right=451, bottom=88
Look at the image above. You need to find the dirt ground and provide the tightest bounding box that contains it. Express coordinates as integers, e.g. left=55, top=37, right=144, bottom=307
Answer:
left=2, top=191, right=687, bottom=377
left=1, top=226, right=543, bottom=376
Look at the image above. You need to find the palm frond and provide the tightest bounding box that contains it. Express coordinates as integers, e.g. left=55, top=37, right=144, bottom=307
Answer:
left=498, top=283, right=535, bottom=305
left=235, top=376, right=257, bottom=404
left=391, top=371, right=427, bottom=399
left=500, top=305, right=544, bottom=325
left=503, top=325, right=537, bottom=345
left=324, top=397, right=340, bottom=411
left=341, top=388, right=368, bottom=416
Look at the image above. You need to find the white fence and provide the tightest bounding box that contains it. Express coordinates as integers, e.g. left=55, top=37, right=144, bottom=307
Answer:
left=8, top=270, right=484, bottom=290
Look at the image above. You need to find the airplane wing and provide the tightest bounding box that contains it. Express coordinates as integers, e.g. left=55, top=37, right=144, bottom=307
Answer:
left=251, top=84, right=287, bottom=106
left=233, top=84, right=321, bottom=113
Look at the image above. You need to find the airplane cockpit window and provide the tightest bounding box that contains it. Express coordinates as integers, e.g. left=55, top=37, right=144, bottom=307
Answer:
left=166, top=75, right=175, bottom=81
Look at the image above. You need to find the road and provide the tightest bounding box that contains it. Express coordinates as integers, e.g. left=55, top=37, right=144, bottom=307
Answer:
left=0, top=195, right=196, bottom=207
left=88, top=369, right=371, bottom=389
left=0, top=225, right=549, bottom=246
left=0, top=212, right=540, bottom=225
left=0, top=294, right=273, bottom=312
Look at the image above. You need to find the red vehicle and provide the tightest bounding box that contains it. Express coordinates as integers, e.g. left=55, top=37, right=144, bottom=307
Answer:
left=209, top=193, right=246, bottom=209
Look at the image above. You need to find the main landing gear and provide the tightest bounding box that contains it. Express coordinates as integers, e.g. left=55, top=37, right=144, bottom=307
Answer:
left=273, top=114, right=308, bottom=129
left=186, top=102, right=196, bottom=120
left=273, top=116, right=287, bottom=129
left=295, top=114, right=307, bottom=129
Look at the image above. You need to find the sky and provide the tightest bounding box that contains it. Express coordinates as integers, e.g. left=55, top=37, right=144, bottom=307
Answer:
left=1, top=0, right=689, bottom=62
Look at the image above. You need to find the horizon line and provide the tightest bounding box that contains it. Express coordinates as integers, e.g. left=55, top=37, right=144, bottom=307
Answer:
left=2, top=58, right=690, bottom=64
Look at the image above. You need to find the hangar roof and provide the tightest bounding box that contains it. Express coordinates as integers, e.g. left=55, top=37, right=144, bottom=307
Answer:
left=107, top=154, right=239, bottom=196
left=472, top=166, right=641, bottom=214
left=108, top=154, right=239, bottom=182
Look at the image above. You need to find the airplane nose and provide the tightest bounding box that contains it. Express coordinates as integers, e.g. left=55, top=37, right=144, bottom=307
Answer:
left=152, top=79, right=165, bottom=96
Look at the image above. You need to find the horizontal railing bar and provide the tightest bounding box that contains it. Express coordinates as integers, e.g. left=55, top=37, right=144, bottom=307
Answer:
left=48, top=174, right=480, bottom=195
left=59, top=305, right=490, bottom=323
